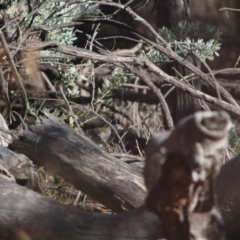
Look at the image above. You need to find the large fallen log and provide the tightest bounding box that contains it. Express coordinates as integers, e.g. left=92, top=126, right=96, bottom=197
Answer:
left=11, top=113, right=146, bottom=213
left=0, top=177, right=162, bottom=240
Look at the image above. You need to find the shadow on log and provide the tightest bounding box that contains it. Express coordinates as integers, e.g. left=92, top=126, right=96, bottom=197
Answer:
left=1, top=111, right=237, bottom=239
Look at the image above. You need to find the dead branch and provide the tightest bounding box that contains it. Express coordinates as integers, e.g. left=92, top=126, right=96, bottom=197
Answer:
left=80, top=0, right=237, bottom=108
left=0, top=177, right=163, bottom=240
left=16, top=41, right=240, bottom=117
left=0, top=30, right=27, bottom=128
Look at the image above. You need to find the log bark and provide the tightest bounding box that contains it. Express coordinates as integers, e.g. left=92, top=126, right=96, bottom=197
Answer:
left=2, top=154, right=240, bottom=240
left=0, top=146, right=38, bottom=190
left=11, top=113, right=146, bottom=213
left=144, top=111, right=231, bottom=240
left=0, top=177, right=163, bottom=240
left=155, top=0, right=201, bottom=124
left=216, top=154, right=240, bottom=240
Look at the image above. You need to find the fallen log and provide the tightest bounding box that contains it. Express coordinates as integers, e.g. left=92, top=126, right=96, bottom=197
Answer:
left=11, top=113, right=146, bottom=213
left=0, top=177, right=162, bottom=240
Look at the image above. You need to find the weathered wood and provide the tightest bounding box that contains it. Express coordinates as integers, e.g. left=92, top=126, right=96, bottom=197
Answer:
left=0, top=146, right=39, bottom=191
left=144, top=111, right=231, bottom=240
left=216, top=154, right=240, bottom=240
left=11, top=113, right=146, bottom=213
left=0, top=177, right=163, bottom=240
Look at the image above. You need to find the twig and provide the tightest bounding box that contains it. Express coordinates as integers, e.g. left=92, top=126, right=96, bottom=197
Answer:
left=234, top=55, right=240, bottom=70
left=59, top=86, right=83, bottom=133
left=135, top=33, right=238, bottom=107
left=192, top=52, right=222, bottom=100
left=113, top=42, right=143, bottom=56
left=0, top=30, right=27, bottom=126
left=21, top=41, right=240, bottom=116
left=41, top=72, right=56, bottom=92
left=70, top=102, right=127, bottom=153
left=219, top=7, right=240, bottom=12
left=89, top=23, right=100, bottom=109
left=123, top=83, right=149, bottom=90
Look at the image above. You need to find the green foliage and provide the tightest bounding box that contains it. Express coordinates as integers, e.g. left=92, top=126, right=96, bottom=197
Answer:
left=169, top=21, right=221, bottom=41
left=42, top=106, right=70, bottom=123
left=27, top=103, right=41, bottom=123
left=2, top=2, right=223, bottom=131
left=3, top=0, right=106, bottom=126
left=4, top=1, right=98, bottom=54
left=95, top=67, right=127, bottom=105
left=141, top=21, right=221, bottom=63
left=0, top=0, right=15, bottom=10
left=62, top=66, right=81, bottom=97
left=27, top=103, right=73, bottom=126
left=35, top=2, right=99, bottom=58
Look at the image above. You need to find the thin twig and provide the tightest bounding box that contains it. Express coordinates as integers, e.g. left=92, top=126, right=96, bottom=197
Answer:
left=89, top=23, right=100, bottom=109
left=219, top=7, right=240, bottom=12
left=59, top=86, right=83, bottom=133
left=70, top=102, right=127, bottom=153
left=0, top=30, right=27, bottom=125
left=41, top=72, right=57, bottom=92
left=192, top=52, right=222, bottom=100
left=21, top=41, right=240, bottom=116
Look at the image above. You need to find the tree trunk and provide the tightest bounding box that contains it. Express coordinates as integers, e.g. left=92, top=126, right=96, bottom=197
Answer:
left=156, top=0, right=201, bottom=124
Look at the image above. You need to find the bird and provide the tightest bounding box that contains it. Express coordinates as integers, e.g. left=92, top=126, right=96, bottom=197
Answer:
left=84, top=124, right=123, bottom=149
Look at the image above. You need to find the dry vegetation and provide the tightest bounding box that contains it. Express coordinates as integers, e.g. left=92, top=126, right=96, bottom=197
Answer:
left=1, top=0, right=240, bottom=239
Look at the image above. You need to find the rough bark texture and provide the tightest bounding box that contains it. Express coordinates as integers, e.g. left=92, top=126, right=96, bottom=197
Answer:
left=168, top=0, right=189, bottom=26
left=11, top=113, right=146, bottom=213
left=0, top=178, right=163, bottom=240
left=144, top=111, right=231, bottom=240
left=216, top=154, right=240, bottom=240
left=156, top=0, right=201, bottom=124
left=0, top=146, right=40, bottom=191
